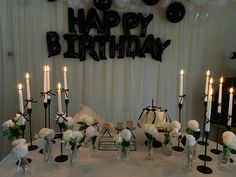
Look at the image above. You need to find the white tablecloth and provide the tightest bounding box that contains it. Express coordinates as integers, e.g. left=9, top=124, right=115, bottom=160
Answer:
left=0, top=130, right=236, bottom=177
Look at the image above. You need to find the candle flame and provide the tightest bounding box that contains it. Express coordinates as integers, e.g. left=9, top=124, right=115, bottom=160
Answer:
left=230, top=88, right=234, bottom=94
left=206, top=70, right=210, bottom=76
left=209, top=88, right=213, bottom=96
left=220, top=77, right=224, bottom=84
left=58, top=83, right=61, bottom=90
left=210, top=78, right=213, bottom=84
left=180, top=70, right=184, bottom=75
left=63, top=66, right=67, bottom=72
left=17, top=83, right=22, bottom=90
left=25, top=73, right=30, bottom=79
left=44, top=65, right=47, bottom=72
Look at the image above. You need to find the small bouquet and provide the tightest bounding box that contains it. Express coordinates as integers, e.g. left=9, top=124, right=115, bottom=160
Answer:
left=161, top=121, right=181, bottom=145
left=56, top=113, right=74, bottom=130
left=63, top=129, right=84, bottom=151
left=12, top=139, right=30, bottom=173
left=181, top=134, right=197, bottom=148
left=39, top=128, right=55, bottom=141
left=2, top=119, right=21, bottom=140
left=115, top=129, right=132, bottom=150
left=185, top=120, right=200, bottom=140
left=86, top=126, right=99, bottom=150
left=222, top=131, right=236, bottom=154
left=143, top=123, right=158, bottom=140
left=77, top=114, right=98, bottom=131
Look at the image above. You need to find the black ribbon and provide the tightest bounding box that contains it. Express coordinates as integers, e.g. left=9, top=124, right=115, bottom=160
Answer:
left=61, top=88, right=69, bottom=99
left=24, top=98, right=37, bottom=109
left=40, top=90, right=56, bottom=99
left=15, top=111, right=29, bottom=122
left=178, top=94, right=186, bottom=105
left=56, top=113, right=67, bottom=124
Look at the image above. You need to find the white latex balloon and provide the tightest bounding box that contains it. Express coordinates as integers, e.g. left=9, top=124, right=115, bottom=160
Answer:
left=207, top=0, right=228, bottom=11
left=116, top=0, right=131, bottom=9
left=190, top=0, right=209, bottom=5
left=82, top=0, right=93, bottom=4
left=158, top=0, right=171, bottom=8
left=194, top=8, right=209, bottom=25
left=68, top=0, right=81, bottom=8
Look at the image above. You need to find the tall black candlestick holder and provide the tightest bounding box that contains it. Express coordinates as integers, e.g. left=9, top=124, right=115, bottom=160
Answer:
left=47, top=99, right=51, bottom=128
left=198, top=101, right=209, bottom=146
left=44, top=102, right=48, bottom=128
left=197, top=132, right=213, bottom=174
left=173, top=96, right=185, bottom=152
left=210, top=112, right=222, bottom=155
left=27, top=108, right=38, bottom=151
left=65, top=99, right=69, bottom=117
left=55, top=122, right=68, bottom=162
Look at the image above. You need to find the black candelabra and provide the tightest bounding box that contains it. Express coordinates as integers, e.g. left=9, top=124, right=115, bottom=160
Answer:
left=173, top=95, right=185, bottom=152
left=198, top=101, right=209, bottom=146
left=197, top=132, right=213, bottom=174
left=55, top=113, right=68, bottom=162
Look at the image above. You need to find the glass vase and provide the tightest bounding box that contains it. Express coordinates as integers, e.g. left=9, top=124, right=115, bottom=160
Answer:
left=89, top=137, right=97, bottom=158
left=69, top=146, right=78, bottom=166
left=16, top=157, right=30, bottom=174
left=185, top=147, right=193, bottom=168
left=162, top=135, right=172, bottom=156
left=43, top=139, right=53, bottom=162
left=218, top=151, right=231, bottom=169
left=117, top=145, right=129, bottom=161
left=145, top=138, right=154, bottom=160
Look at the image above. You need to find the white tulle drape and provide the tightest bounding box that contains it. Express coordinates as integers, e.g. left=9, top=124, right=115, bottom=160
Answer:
left=0, top=0, right=236, bottom=159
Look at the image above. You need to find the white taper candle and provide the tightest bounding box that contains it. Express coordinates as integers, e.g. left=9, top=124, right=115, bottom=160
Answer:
left=217, top=77, right=223, bottom=113
left=204, top=70, right=210, bottom=102
left=227, top=88, right=234, bottom=126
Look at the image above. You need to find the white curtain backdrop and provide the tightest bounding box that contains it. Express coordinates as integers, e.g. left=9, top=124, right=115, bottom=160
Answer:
left=0, top=0, right=236, bottom=159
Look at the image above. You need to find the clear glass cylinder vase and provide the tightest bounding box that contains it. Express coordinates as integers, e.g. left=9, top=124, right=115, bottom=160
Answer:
left=218, top=151, right=231, bottom=169
left=162, top=135, right=172, bottom=156
left=16, top=157, right=30, bottom=174
left=69, top=146, right=78, bottom=166
left=145, top=138, right=154, bottom=160
left=185, top=147, right=193, bottom=168
left=117, top=145, right=129, bottom=161
left=43, top=139, right=53, bottom=162
left=89, top=138, right=97, bottom=158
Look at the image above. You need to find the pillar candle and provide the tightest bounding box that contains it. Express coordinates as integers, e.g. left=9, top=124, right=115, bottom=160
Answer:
left=217, top=77, right=223, bottom=113
left=205, top=88, right=213, bottom=132
left=25, top=73, right=31, bottom=109
left=63, top=66, right=68, bottom=100
left=17, top=83, right=24, bottom=113
left=57, top=83, right=62, bottom=114
left=204, top=70, right=210, bottom=102
left=43, top=66, right=48, bottom=103
left=227, top=88, right=234, bottom=126
left=179, top=70, right=184, bottom=104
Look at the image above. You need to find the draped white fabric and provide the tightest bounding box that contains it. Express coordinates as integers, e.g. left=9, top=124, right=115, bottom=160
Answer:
left=0, top=0, right=236, bottom=159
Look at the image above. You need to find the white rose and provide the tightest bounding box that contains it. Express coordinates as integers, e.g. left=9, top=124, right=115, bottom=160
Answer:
left=120, top=129, right=132, bottom=142
left=86, top=126, right=98, bottom=138
left=170, top=120, right=181, bottom=131
left=185, top=134, right=196, bottom=147
left=226, top=138, right=236, bottom=151
left=2, top=120, right=14, bottom=129
left=63, top=129, right=73, bottom=141
left=48, top=129, right=55, bottom=139
left=114, top=134, right=123, bottom=145
left=86, top=116, right=95, bottom=126
left=222, top=131, right=235, bottom=142
left=65, top=116, right=74, bottom=127
left=170, top=128, right=179, bottom=138
left=187, top=120, right=200, bottom=132
left=162, top=122, right=171, bottom=132
left=143, top=124, right=158, bottom=139
left=72, top=131, right=84, bottom=143
left=12, top=139, right=26, bottom=147
left=12, top=143, right=28, bottom=159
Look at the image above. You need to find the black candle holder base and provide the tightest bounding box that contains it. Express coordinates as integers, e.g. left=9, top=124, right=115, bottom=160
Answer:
left=55, top=155, right=68, bottom=162
left=231, top=149, right=236, bottom=154
left=16, top=158, right=32, bottom=165
left=51, top=140, right=56, bottom=144
left=39, top=149, right=43, bottom=154
left=198, top=155, right=212, bottom=161
left=197, top=140, right=209, bottom=146
left=145, top=139, right=162, bottom=148
left=173, top=146, right=184, bottom=152
left=210, top=149, right=222, bottom=155
left=230, top=158, right=234, bottom=163
left=28, top=145, right=38, bottom=151
left=197, top=165, right=212, bottom=174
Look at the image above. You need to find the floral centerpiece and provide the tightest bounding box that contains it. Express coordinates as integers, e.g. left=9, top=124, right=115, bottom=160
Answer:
left=86, top=126, right=99, bottom=157
left=218, top=131, right=236, bottom=168
left=143, top=124, right=158, bottom=160
left=63, top=129, right=84, bottom=165
left=115, top=128, right=132, bottom=160
left=77, top=114, right=98, bottom=131
left=38, top=128, right=55, bottom=161
left=186, top=120, right=200, bottom=140
left=2, top=119, right=21, bottom=140
left=161, top=121, right=181, bottom=155
left=12, top=139, right=30, bottom=173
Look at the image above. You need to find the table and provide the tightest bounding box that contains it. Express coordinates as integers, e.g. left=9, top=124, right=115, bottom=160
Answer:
left=0, top=130, right=236, bottom=177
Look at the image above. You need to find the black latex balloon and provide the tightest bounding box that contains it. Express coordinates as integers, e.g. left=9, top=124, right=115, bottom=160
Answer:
left=143, top=0, right=159, bottom=5
left=48, top=0, right=56, bottom=2
left=94, top=0, right=112, bottom=11
left=166, top=2, right=185, bottom=23
left=46, top=32, right=61, bottom=57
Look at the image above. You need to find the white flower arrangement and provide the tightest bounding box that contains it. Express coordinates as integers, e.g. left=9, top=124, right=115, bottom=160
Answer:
left=77, top=114, right=98, bottom=131
left=2, top=119, right=21, bottom=140
left=86, top=126, right=99, bottom=138
left=12, top=139, right=28, bottom=159
left=143, top=124, right=158, bottom=139
left=120, top=129, right=132, bottom=142
left=161, top=121, right=181, bottom=137
left=185, top=134, right=196, bottom=148
left=115, top=129, right=132, bottom=150
left=39, top=128, right=55, bottom=140
left=65, top=116, right=75, bottom=127
left=187, top=120, right=200, bottom=132
left=63, top=130, right=84, bottom=150
left=222, top=131, right=236, bottom=152
left=170, top=120, right=181, bottom=131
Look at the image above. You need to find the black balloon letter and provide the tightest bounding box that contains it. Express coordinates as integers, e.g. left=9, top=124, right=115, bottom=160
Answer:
left=46, top=31, right=61, bottom=57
